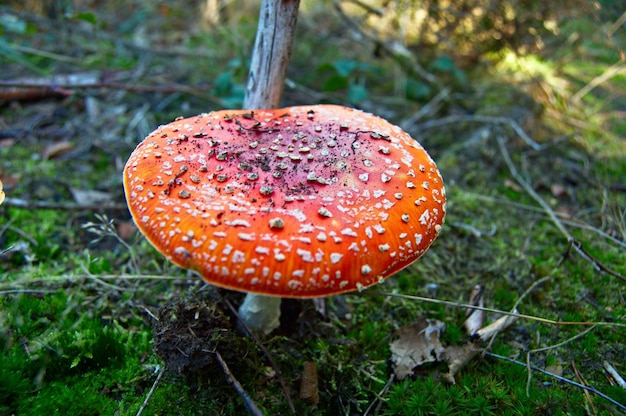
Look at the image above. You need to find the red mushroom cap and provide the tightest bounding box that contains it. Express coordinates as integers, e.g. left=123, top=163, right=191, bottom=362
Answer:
left=123, top=105, right=445, bottom=298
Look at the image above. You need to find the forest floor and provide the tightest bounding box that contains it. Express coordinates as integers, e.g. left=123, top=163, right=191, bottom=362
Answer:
left=1, top=2, right=625, bottom=415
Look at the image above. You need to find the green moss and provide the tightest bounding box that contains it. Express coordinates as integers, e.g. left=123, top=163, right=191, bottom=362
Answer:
left=1, top=3, right=624, bottom=415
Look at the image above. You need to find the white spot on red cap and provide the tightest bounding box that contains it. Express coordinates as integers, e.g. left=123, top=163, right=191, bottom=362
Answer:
left=330, top=253, right=343, bottom=264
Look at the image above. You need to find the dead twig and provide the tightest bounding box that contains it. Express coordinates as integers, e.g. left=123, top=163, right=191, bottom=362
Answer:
left=400, top=88, right=451, bottom=130
left=2, top=197, right=129, bottom=211
left=603, top=361, right=626, bottom=389
left=458, top=190, right=626, bottom=249
left=332, top=0, right=437, bottom=86
left=0, top=289, right=58, bottom=295
left=561, top=239, right=626, bottom=283
left=417, top=115, right=544, bottom=150
left=214, top=350, right=265, bottom=416
left=363, top=373, right=395, bottom=416
left=136, top=367, right=165, bottom=416
left=571, top=62, right=626, bottom=104
left=224, top=299, right=296, bottom=414
left=485, top=352, right=626, bottom=412
left=572, top=360, right=597, bottom=415
left=497, top=136, right=626, bottom=283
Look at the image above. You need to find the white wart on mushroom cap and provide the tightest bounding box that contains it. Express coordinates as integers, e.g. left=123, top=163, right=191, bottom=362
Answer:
left=123, top=105, right=446, bottom=298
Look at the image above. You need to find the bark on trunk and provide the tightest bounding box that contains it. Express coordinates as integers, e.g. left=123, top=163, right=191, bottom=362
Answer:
left=243, top=0, right=300, bottom=109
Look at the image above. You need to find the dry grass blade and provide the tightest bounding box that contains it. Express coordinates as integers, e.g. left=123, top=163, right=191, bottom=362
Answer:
left=497, top=136, right=626, bottom=283
left=525, top=325, right=598, bottom=396
left=383, top=293, right=626, bottom=328
left=486, top=352, right=626, bottom=412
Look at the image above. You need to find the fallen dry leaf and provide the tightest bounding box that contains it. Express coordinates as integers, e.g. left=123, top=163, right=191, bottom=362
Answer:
left=550, top=183, right=567, bottom=198
left=42, top=141, right=75, bottom=160
left=603, top=360, right=626, bottom=389
left=70, top=188, right=113, bottom=206
left=299, top=361, right=319, bottom=406
left=116, top=221, right=137, bottom=241
left=441, top=343, right=481, bottom=384
left=463, top=285, right=485, bottom=336
left=390, top=318, right=445, bottom=380
left=475, top=311, right=519, bottom=342
left=545, top=364, right=563, bottom=377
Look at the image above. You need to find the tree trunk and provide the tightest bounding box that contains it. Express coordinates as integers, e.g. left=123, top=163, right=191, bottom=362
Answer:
left=243, top=0, right=300, bottom=109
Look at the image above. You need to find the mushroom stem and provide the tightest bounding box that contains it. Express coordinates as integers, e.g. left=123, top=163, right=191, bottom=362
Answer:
left=238, top=0, right=300, bottom=334
left=238, top=294, right=282, bottom=335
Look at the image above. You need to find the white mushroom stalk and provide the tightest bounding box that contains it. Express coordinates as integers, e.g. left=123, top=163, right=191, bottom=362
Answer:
left=238, top=294, right=282, bottom=335
left=237, top=0, right=301, bottom=335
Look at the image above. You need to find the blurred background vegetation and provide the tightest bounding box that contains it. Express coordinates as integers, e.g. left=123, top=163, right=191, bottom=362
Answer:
left=0, top=0, right=624, bottom=415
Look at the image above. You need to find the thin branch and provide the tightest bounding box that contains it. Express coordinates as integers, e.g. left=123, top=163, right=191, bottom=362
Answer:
left=457, top=190, right=626, bottom=249
left=498, top=136, right=626, bottom=282
left=3, top=197, right=129, bottom=211
left=333, top=0, right=437, bottom=86
left=363, top=373, right=395, bottom=416
left=603, top=360, right=626, bottom=389
left=224, top=299, right=296, bottom=414
left=416, top=115, right=544, bottom=150
left=571, top=63, right=626, bottom=104
left=571, top=359, right=596, bottom=414
left=214, top=350, right=265, bottom=416
left=400, top=87, right=451, bottom=130
left=0, top=289, right=58, bottom=295
left=485, top=352, right=626, bottom=412
left=562, top=239, right=626, bottom=282
left=136, top=367, right=165, bottom=416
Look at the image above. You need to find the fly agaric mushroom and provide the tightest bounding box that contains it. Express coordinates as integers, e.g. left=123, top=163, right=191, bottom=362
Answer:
left=123, top=105, right=446, bottom=334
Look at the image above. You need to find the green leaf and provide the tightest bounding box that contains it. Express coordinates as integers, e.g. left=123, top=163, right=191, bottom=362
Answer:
left=213, top=71, right=233, bottom=96
left=348, top=84, right=368, bottom=103
left=406, top=78, right=432, bottom=101
left=430, top=55, right=457, bottom=73
left=72, top=12, right=98, bottom=25
left=323, top=74, right=348, bottom=92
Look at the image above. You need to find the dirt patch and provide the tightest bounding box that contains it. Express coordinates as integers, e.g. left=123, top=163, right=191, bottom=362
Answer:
left=153, top=297, right=239, bottom=378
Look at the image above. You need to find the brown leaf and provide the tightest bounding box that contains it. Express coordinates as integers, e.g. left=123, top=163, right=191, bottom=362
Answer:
left=42, top=141, right=75, bottom=160
left=545, top=364, right=563, bottom=377
left=441, top=343, right=481, bottom=384
left=390, top=318, right=445, bottom=380
left=70, top=188, right=113, bottom=206
left=0, top=138, right=16, bottom=148
left=504, top=179, right=521, bottom=192
left=550, top=183, right=567, bottom=197
left=116, top=221, right=137, bottom=241
left=299, top=361, right=319, bottom=406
